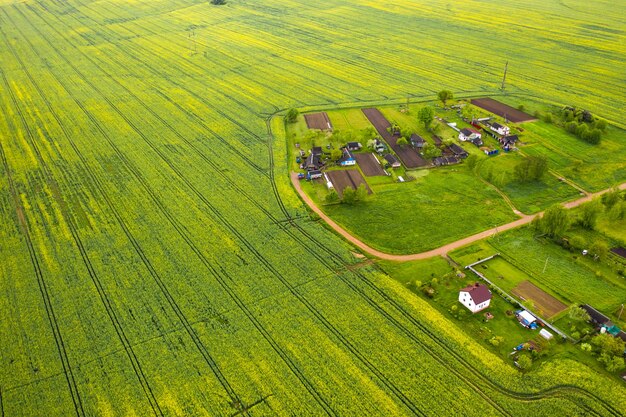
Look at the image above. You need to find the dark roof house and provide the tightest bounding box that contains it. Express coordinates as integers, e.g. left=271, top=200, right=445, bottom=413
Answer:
left=449, top=143, right=469, bottom=158
left=410, top=134, right=426, bottom=148
left=346, top=141, right=362, bottom=151
left=581, top=304, right=612, bottom=326
left=460, top=283, right=492, bottom=305
left=311, top=146, right=323, bottom=156
left=384, top=153, right=401, bottom=168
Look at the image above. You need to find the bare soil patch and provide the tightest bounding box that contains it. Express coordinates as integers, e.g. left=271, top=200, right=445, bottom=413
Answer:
left=471, top=98, right=536, bottom=123
left=355, top=153, right=385, bottom=176
left=327, top=170, right=372, bottom=198
left=511, top=280, right=567, bottom=318
left=304, top=112, right=333, bottom=130
left=361, top=108, right=429, bottom=168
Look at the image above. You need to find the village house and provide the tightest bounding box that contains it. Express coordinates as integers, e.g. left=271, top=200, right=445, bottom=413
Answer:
left=489, top=122, right=510, bottom=136
left=339, top=148, right=356, bottom=166
left=410, top=133, right=426, bottom=149
left=448, top=143, right=469, bottom=159
left=458, top=283, right=492, bottom=313
left=458, top=128, right=482, bottom=142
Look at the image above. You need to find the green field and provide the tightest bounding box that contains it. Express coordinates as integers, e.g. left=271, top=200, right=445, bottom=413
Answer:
left=2, top=0, right=626, bottom=415
left=321, top=167, right=518, bottom=254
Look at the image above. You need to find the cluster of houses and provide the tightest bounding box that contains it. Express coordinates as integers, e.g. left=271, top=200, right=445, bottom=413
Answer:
left=480, top=121, right=519, bottom=152
left=581, top=304, right=626, bottom=342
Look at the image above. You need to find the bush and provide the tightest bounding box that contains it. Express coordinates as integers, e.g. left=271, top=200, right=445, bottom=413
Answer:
left=285, top=108, right=299, bottom=123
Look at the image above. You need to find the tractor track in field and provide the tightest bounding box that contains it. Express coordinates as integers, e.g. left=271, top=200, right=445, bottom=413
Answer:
left=19, top=8, right=434, bottom=415
left=75, top=0, right=358, bottom=105
left=0, top=72, right=85, bottom=417
left=17, top=6, right=429, bottom=415
left=0, top=18, right=253, bottom=416
left=11, top=8, right=339, bottom=416
left=0, top=31, right=165, bottom=417
left=264, top=116, right=623, bottom=417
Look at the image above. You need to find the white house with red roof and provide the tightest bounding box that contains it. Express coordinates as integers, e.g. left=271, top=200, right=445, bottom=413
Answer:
left=458, top=283, right=492, bottom=313
left=458, top=128, right=482, bottom=142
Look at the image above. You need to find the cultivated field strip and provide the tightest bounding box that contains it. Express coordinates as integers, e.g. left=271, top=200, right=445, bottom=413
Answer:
left=1, top=0, right=626, bottom=415
left=0, top=23, right=254, bottom=417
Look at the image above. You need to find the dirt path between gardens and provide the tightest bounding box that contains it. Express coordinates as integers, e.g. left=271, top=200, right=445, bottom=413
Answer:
left=290, top=171, right=625, bottom=262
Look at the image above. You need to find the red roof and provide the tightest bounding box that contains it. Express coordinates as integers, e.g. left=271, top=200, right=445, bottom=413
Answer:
left=460, top=283, right=492, bottom=304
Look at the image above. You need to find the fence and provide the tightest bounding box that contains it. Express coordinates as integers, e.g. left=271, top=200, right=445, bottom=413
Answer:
left=465, top=254, right=571, bottom=341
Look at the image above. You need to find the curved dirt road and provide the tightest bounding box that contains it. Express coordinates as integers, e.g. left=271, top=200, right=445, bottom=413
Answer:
left=290, top=172, right=625, bottom=261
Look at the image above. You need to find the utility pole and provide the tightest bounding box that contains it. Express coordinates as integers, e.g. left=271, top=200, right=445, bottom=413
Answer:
left=501, top=61, right=508, bottom=91
left=542, top=257, right=549, bottom=274
left=618, top=304, right=624, bottom=321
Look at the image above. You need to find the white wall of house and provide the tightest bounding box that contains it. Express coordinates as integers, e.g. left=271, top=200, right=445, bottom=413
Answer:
left=340, top=159, right=356, bottom=166
left=458, top=291, right=491, bottom=313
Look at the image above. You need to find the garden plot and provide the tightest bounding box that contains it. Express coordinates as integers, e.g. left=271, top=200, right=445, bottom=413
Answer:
left=354, top=153, right=385, bottom=176
left=304, top=112, right=333, bottom=130
left=327, top=170, right=372, bottom=198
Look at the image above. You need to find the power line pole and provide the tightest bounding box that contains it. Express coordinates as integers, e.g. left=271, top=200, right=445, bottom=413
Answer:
left=501, top=61, right=508, bottom=91
left=542, top=257, right=549, bottom=274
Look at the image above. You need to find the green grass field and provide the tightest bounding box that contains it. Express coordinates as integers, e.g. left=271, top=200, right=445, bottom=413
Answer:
left=1, top=0, right=626, bottom=415
left=321, top=167, right=518, bottom=254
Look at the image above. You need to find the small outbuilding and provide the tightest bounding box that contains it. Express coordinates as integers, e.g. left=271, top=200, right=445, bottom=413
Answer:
left=339, top=148, right=356, bottom=166
left=346, top=142, right=362, bottom=151
left=458, top=283, right=492, bottom=313
left=516, top=310, right=537, bottom=329
left=384, top=153, right=401, bottom=168
left=410, top=134, right=426, bottom=149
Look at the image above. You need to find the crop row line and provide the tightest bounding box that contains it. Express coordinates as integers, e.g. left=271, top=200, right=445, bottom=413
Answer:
left=0, top=69, right=85, bottom=417
left=16, top=5, right=431, bottom=414
left=7, top=7, right=337, bottom=415
left=1, top=9, right=253, bottom=415
left=0, top=16, right=165, bottom=417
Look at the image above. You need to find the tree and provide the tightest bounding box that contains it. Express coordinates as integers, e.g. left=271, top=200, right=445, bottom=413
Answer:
left=516, top=354, right=532, bottom=370
left=355, top=183, right=368, bottom=201
left=601, top=187, right=622, bottom=209
left=437, top=90, right=454, bottom=107
left=608, top=201, right=625, bottom=221
left=514, top=156, right=548, bottom=182
left=422, top=143, right=442, bottom=159
left=341, top=187, right=357, bottom=204
left=285, top=108, right=299, bottom=123
left=578, top=199, right=601, bottom=229
left=396, top=137, right=408, bottom=146
left=330, top=148, right=343, bottom=161
left=418, top=106, right=435, bottom=129
left=568, top=305, right=591, bottom=322
left=539, top=205, right=570, bottom=238
left=589, top=241, right=608, bottom=260
left=325, top=189, right=339, bottom=204
left=210, top=0, right=226, bottom=4
left=570, top=235, right=586, bottom=250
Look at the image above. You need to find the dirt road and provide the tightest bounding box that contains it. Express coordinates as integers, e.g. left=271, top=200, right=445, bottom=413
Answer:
left=290, top=172, right=625, bottom=261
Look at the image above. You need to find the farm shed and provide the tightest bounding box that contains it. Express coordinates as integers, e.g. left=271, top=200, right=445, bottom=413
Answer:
left=459, top=128, right=481, bottom=142
left=346, top=142, right=362, bottom=151
left=384, top=154, right=401, bottom=168
left=516, top=310, right=537, bottom=329
left=312, top=146, right=323, bottom=156
left=410, top=134, right=426, bottom=149
left=539, top=329, right=553, bottom=340
left=307, top=170, right=323, bottom=180
left=448, top=144, right=469, bottom=159
left=458, top=283, right=492, bottom=313
left=432, top=135, right=443, bottom=146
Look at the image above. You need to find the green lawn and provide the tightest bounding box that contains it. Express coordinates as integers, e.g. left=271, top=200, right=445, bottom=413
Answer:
left=320, top=167, right=518, bottom=254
